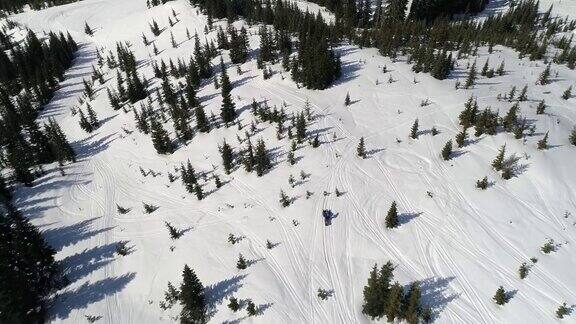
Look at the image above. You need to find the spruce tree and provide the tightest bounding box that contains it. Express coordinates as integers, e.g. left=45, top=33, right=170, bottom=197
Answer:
left=538, top=63, right=551, bottom=85
left=493, top=286, right=508, bottom=305
left=536, top=100, right=546, bottom=114
left=220, top=62, right=236, bottom=124
left=357, top=137, right=367, bottom=158
left=441, top=140, right=453, bottom=161
left=84, top=22, right=94, bottom=35
left=228, top=297, right=240, bottom=312
left=556, top=303, right=569, bottom=319
left=455, top=127, right=468, bottom=148
left=150, top=119, right=173, bottom=154
left=279, top=190, right=290, bottom=207
left=410, top=119, right=419, bottom=139
left=492, top=145, right=506, bottom=171
left=362, top=264, right=383, bottom=319
left=518, top=262, right=529, bottom=279
left=345, top=92, right=351, bottom=106
left=562, top=85, right=572, bottom=100
left=221, top=140, right=234, bottom=174
left=403, top=282, right=422, bottom=324
left=537, top=132, right=549, bottom=150
left=165, top=221, right=182, bottom=239
left=385, top=201, right=399, bottom=228
left=237, top=253, right=247, bottom=270
left=194, top=183, right=204, bottom=200
left=570, top=128, right=576, bottom=146
left=465, top=61, right=477, bottom=89
left=254, top=139, right=271, bottom=176
left=179, top=265, right=207, bottom=323
left=385, top=282, right=404, bottom=322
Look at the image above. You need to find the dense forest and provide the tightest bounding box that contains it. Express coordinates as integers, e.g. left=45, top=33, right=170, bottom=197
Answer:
left=0, top=24, right=77, bottom=323
left=0, top=0, right=82, bottom=14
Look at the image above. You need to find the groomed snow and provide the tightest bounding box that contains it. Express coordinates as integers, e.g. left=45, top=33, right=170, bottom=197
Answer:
left=7, top=0, right=576, bottom=323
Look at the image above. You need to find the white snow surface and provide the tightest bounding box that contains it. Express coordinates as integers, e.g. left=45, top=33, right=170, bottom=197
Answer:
left=7, top=0, right=576, bottom=323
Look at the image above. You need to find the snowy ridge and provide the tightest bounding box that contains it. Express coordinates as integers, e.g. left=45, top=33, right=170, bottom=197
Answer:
left=7, top=0, right=576, bottom=323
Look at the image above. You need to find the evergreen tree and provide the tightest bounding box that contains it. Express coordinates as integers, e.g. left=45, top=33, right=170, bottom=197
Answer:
left=345, top=92, right=351, bottom=106
left=537, top=132, right=549, bottom=150
left=246, top=300, right=257, bottom=316
left=237, top=253, right=247, bottom=270
left=441, top=140, right=453, bottom=161
left=220, top=60, right=236, bottom=124
left=556, top=303, right=569, bottom=319
left=518, top=262, right=529, bottom=279
left=538, top=63, right=551, bottom=85
left=455, top=127, right=468, bottom=148
left=385, top=201, right=399, bottom=228
left=536, top=100, right=546, bottom=114
left=362, top=264, right=383, bottom=319
left=465, top=61, right=477, bottom=89
left=410, top=119, right=419, bottom=139
left=570, top=128, right=576, bottom=146
left=254, top=139, right=271, bottom=176
left=221, top=140, right=234, bottom=174
left=165, top=221, right=182, bottom=239
left=476, top=176, right=488, bottom=190
left=403, top=282, right=421, bottom=324
left=492, top=145, right=506, bottom=171
left=179, top=265, right=207, bottom=324
left=194, top=183, right=204, bottom=200
left=84, top=22, right=94, bottom=36
left=385, top=282, right=404, bottom=322
left=357, top=137, right=367, bottom=158
left=562, top=85, right=572, bottom=100
left=493, top=286, right=508, bottom=305
left=150, top=119, right=173, bottom=154
left=228, top=297, right=240, bottom=312
left=279, top=190, right=290, bottom=207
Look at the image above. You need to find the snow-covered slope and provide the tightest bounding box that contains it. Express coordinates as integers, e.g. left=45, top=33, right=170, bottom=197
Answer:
left=8, top=0, right=576, bottom=323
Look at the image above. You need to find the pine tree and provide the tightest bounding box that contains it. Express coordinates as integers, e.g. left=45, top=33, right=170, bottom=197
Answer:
left=538, top=63, right=551, bottom=85
left=179, top=265, right=207, bottom=323
left=357, top=137, right=367, bottom=158
left=237, top=253, right=248, bottom=270
left=228, top=297, right=240, bottom=312
left=385, top=282, right=404, bottom=322
left=165, top=221, right=182, bottom=239
left=410, top=119, right=419, bottom=139
left=455, top=127, right=468, bottom=148
left=570, top=128, right=576, bottom=146
left=254, top=139, right=271, bottom=176
left=402, top=282, right=421, bottom=324
left=150, top=119, right=173, bottom=154
left=86, top=103, right=99, bottom=128
left=518, top=262, right=529, bottom=279
left=537, top=132, right=549, bottom=150
left=220, top=64, right=236, bottom=124
left=78, top=108, right=93, bottom=132
left=362, top=264, right=383, bottom=319
left=465, top=61, right=477, bottom=89
left=556, top=303, right=569, bottom=319
left=279, top=190, right=290, bottom=207
left=84, top=22, right=94, bottom=35
left=562, top=85, right=572, bottom=100
left=441, top=140, right=453, bottom=161
left=493, top=286, right=508, bottom=305
left=345, top=92, right=351, bottom=106
left=191, top=182, right=203, bottom=200
left=221, top=140, right=234, bottom=174
left=518, top=85, right=528, bottom=101
left=476, top=176, right=488, bottom=190
left=386, top=201, right=399, bottom=228
left=246, top=300, right=257, bottom=316
left=492, top=145, right=506, bottom=171
left=536, top=100, right=546, bottom=114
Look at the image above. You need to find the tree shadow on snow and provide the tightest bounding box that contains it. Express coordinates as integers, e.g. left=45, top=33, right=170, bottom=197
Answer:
left=50, top=272, right=136, bottom=320
left=418, top=276, right=459, bottom=321
left=399, top=212, right=422, bottom=225
left=205, top=274, right=248, bottom=314
left=60, top=242, right=119, bottom=283
left=42, top=217, right=115, bottom=252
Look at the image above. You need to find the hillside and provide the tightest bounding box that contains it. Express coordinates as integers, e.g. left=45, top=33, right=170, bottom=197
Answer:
left=2, top=0, right=576, bottom=323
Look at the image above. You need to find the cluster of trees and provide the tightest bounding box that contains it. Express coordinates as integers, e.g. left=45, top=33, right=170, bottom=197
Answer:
left=0, top=0, right=82, bottom=13
left=1, top=29, right=77, bottom=186
left=362, top=261, right=432, bottom=323
left=189, top=0, right=342, bottom=89
left=1, top=185, right=67, bottom=323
